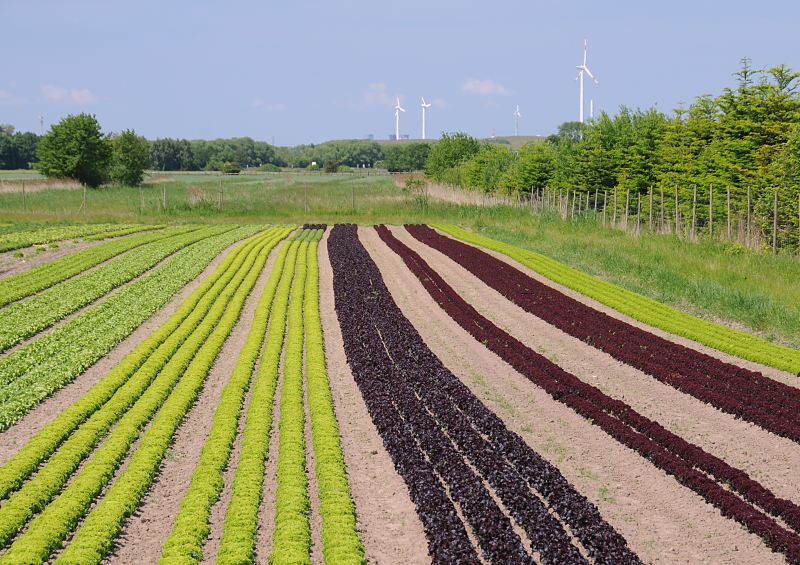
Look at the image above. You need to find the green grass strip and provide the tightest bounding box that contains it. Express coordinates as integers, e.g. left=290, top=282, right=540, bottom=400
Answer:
left=0, top=224, right=144, bottom=253
left=214, top=240, right=300, bottom=565
left=304, top=231, right=365, bottom=564
left=0, top=230, right=280, bottom=564
left=435, top=224, right=800, bottom=374
left=0, top=226, right=261, bottom=430
left=269, top=236, right=311, bottom=565
left=0, top=229, right=287, bottom=502
left=0, top=231, right=287, bottom=550
left=0, top=225, right=227, bottom=352
left=159, top=237, right=294, bottom=563
left=0, top=225, right=192, bottom=308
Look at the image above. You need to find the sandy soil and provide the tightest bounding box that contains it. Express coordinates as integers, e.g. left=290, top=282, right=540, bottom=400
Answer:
left=391, top=226, right=800, bottom=507
left=440, top=227, right=798, bottom=387
left=106, top=238, right=284, bottom=564
left=317, top=230, right=430, bottom=565
left=0, top=237, right=249, bottom=466
left=0, top=239, right=104, bottom=279
left=361, top=226, right=782, bottom=565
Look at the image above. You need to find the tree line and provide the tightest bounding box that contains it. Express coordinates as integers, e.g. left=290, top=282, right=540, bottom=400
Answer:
left=423, top=59, right=800, bottom=251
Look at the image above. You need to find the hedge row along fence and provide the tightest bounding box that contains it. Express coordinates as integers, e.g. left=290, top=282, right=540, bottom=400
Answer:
left=329, top=224, right=640, bottom=564
left=434, top=224, right=800, bottom=374
left=424, top=226, right=800, bottom=441
left=0, top=225, right=262, bottom=430
left=382, top=225, right=800, bottom=563
left=0, top=228, right=287, bottom=564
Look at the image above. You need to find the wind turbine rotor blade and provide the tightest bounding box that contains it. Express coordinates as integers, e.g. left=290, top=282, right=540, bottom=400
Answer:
left=584, top=66, right=598, bottom=83
left=421, top=97, right=426, bottom=105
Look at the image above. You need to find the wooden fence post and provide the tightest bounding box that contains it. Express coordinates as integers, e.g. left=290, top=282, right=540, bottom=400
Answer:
left=162, top=185, right=167, bottom=210
left=625, top=188, right=630, bottom=229
left=692, top=185, right=697, bottom=240
left=709, top=184, right=714, bottom=238
left=727, top=186, right=732, bottom=241
left=603, top=190, right=608, bottom=227
left=593, top=188, right=598, bottom=218
left=637, top=192, right=641, bottom=234
left=773, top=189, right=778, bottom=254
left=746, top=185, right=752, bottom=247
left=649, top=185, right=654, bottom=230
left=660, top=184, right=665, bottom=231
left=675, top=187, right=680, bottom=235
left=612, top=187, right=617, bottom=226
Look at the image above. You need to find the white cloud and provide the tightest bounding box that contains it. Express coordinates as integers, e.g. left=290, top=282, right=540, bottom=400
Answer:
left=461, top=78, right=511, bottom=96
left=252, top=98, right=287, bottom=111
left=41, top=85, right=96, bottom=104
left=364, top=82, right=395, bottom=108
left=0, top=90, right=19, bottom=105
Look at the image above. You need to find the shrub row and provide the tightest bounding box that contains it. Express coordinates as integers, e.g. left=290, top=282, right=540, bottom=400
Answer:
left=0, top=228, right=282, bottom=564
left=374, top=226, right=641, bottom=564
left=330, top=225, right=625, bottom=563
left=215, top=238, right=300, bottom=565
left=0, top=225, right=229, bottom=352
left=434, top=225, right=800, bottom=374
left=418, top=225, right=800, bottom=441
left=0, top=225, right=260, bottom=429
left=0, top=229, right=284, bottom=501
left=0, top=223, right=146, bottom=253
left=303, top=229, right=365, bottom=564
left=159, top=235, right=295, bottom=563
left=0, top=225, right=187, bottom=308
left=269, top=232, right=312, bottom=564
left=388, top=225, right=800, bottom=563
left=0, top=231, right=286, bottom=553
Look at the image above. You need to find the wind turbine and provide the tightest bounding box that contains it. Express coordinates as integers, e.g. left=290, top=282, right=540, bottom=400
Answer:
left=513, top=105, right=521, bottom=136
left=420, top=97, right=431, bottom=140
left=576, top=39, right=598, bottom=123
left=394, top=97, right=405, bottom=140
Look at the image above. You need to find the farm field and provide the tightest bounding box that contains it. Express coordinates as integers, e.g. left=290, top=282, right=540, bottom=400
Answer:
left=0, top=221, right=799, bottom=564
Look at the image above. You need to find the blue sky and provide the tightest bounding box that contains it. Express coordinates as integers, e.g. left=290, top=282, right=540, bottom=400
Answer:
left=2, top=1, right=799, bottom=145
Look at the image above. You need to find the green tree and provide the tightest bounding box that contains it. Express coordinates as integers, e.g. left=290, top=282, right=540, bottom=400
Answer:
left=36, top=113, right=111, bottom=187
left=424, top=132, right=480, bottom=181
left=110, top=129, right=149, bottom=186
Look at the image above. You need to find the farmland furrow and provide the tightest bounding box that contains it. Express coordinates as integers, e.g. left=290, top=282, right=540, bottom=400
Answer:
left=0, top=225, right=263, bottom=429
left=0, top=225, right=185, bottom=308
left=411, top=225, right=800, bottom=442
left=0, top=225, right=229, bottom=352
left=0, top=224, right=155, bottom=254
left=434, top=225, right=800, bottom=373
left=0, top=228, right=285, bottom=564
left=330, top=224, right=640, bottom=564
left=380, top=225, right=800, bottom=563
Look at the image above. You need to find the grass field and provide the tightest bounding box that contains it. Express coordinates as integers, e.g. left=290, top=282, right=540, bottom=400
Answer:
left=0, top=171, right=798, bottom=348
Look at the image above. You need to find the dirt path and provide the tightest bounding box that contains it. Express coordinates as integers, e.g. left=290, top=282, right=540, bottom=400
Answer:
left=106, top=238, right=285, bottom=564
left=0, top=239, right=104, bottom=279
left=438, top=227, right=798, bottom=387
left=361, top=226, right=782, bottom=565
left=318, top=230, right=429, bottom=565
left=0, top=236, right=247, bottom=466
left=392, top=226, right=800, bottom=506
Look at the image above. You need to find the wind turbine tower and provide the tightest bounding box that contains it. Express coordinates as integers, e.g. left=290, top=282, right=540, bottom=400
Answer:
left=576, top=39, right=598, bottom=123
left=513, top=105, right=521, bottom=136
left=420, top=97, right=431, bottom=140
left=394, top=97, right=405, bottom=140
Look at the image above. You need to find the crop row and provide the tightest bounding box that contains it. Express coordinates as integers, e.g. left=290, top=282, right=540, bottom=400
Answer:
left=215, top=235, right=301, bottom=564
left=0, top=225, right=263, bottom=430
left=0, top=225, right=189, bottom=308
left=0, top=228, right=284, bottom=564
left=0, top=225, right=230, bottom=352
left=0, top=229, right=288, bottom=503
left=82, top=224, right=166, bottom=241
left=330, top=224, right=639, bottom=564
left=302, top=230, right=364, bottom=564
left=384, top=225, right=800, bottom=563
left=160, top=235, right=297, bottom=563
left=270, top=230, right=312, bottom=564
left=434, top=225, right=800, bottom=374
left=415, top=225, right=800, bottom=443
left=0, top=230, right=285, bottom=554
left=0, top=223, right=150, bottom=253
